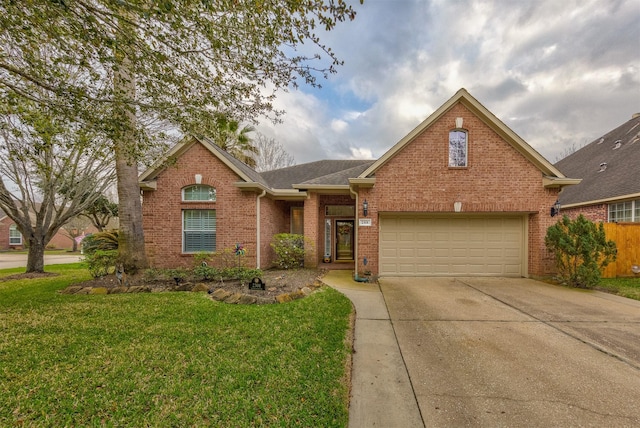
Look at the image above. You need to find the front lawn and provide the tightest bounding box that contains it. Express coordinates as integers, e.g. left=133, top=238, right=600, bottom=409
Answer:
left=0, top=264, right=353, bottom=427
left=597, top=277, right=640, bottom=301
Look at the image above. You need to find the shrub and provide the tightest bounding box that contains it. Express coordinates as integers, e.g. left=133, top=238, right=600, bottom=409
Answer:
left=82, top=230, right=119, bottom=255
left=270, top=233, right=306, bottom=269
left=193, top=264, right=221, bottom=281
left=545, top=215, right=617, bottom=288
left=83, top=249, right=118, bottom=278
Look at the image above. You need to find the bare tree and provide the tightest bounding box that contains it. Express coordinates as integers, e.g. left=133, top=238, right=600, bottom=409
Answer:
left=253, top=134, right=296, bottom=172
left=0, top=106, right=116, bottom=272
left=61, top=216, right=93, bottom=252
left=555, top=140, right=588, bottom=162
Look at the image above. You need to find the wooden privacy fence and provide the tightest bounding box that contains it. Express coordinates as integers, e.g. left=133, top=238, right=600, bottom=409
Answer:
left=602, top=223, right=640, bottom=278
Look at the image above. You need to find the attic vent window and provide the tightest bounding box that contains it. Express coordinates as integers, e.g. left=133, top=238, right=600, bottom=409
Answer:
left=613, top=140, right=621, bottom=150
left=598, top=162, right=607, bottom=172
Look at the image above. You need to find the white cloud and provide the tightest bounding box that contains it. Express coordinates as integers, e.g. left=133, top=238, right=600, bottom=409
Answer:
left=255, top=0, right=640, bottom=166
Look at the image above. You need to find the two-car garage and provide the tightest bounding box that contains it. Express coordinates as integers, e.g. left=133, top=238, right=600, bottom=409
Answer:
left=379, top=214, right=526, bottom=277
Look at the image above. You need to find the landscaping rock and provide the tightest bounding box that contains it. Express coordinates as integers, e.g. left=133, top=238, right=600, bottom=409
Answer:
left=237, top=294, right=257, bottom=305
left=289, top=290, right=305, bottom=300
left=211, top=289, right=232, bottom=301
left=127, top=286, right=150, bottom=293
left=89, top=287, right=108, bottom=295
left=109, top=287, right=128, bottom=294
left=223, top=293, right=243, bottom=304
left=191, top=283, right=209, bottom=292
left=276, top=293, right=293, bottom=303
left=60, top=286, right=84, bottom=294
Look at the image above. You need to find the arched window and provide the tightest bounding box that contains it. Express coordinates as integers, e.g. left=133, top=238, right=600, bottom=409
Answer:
left=182, top=185, right=216, bottom=202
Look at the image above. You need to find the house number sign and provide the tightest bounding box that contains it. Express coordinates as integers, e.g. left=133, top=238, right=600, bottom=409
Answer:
left=359, top=219, right=372, bottom=227
left=248, top=277, right=266, bottom=290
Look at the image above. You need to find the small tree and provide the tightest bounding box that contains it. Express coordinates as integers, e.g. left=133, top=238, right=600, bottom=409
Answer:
left=545, top=215, right=617, bottom=288
left=82, top=195, right=118, bottom=232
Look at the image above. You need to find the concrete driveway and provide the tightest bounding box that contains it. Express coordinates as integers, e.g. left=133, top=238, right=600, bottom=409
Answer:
left=380, top=277, right=640, bottom=427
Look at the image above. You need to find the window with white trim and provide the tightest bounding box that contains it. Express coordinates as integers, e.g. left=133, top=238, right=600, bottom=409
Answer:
left=608, top=199, right=640, bottom=222
left=183, top=210, right=216, bottom=252
left=182, top=185, right=216, bottom=201
left=9, top=224, right=22, bottom=245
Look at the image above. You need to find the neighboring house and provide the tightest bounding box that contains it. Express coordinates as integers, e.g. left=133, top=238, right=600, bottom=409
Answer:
left=0, top=209, right=23, bottom=250
left=555, top=114, right=640, bottom=223
left=0, top=208, right=90, bottom=251
left=139, top=89, right=579, bottom=278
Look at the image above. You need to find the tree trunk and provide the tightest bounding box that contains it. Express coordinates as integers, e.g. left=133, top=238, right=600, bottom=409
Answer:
left=113, top=16, right=148, bottom=274
left=115, top=152, right=148, bottom=273
left=25, top=234, right=45, bottom=273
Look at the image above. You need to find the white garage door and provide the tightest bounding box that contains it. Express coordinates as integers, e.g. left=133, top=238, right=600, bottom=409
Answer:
left=379, top=215, right=525, bottom=276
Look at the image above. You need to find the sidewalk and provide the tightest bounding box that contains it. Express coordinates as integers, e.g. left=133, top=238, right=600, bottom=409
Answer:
left=322, top=270, right=424, bottom=428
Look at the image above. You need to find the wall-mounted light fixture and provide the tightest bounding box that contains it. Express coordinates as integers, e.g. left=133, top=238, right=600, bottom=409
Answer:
left=195, top=174, right=202, bottom=184
left=363, top=199, right=369, bottom=217
left=550, top=200, right=561, bottom=217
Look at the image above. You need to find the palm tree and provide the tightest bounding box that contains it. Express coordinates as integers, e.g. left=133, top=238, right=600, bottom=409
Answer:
left=212, top=114, right=258, bottom=167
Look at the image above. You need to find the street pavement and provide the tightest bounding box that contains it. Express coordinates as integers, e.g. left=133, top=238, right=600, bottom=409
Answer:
left=0, top=253, right=82, bottom=269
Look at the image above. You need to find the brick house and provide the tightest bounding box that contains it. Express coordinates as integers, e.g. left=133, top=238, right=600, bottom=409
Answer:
left=554, top=114, right=640, bottom=223
left=139, top=89, right=579, bottom=277
left=0, top=208, right=82, bottom=251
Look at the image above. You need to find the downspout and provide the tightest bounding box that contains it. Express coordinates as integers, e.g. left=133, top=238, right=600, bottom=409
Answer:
left=256, top=189, right=266, bottom=269
left=349, top=186, right=368, bottom=282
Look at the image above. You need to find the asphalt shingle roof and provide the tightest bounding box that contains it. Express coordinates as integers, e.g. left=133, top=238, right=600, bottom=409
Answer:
left=555, top=115, right=640, bottom=205
left=259, top=160, right=374, bottom=188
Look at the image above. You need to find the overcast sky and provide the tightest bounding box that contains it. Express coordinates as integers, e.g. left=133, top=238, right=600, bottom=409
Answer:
left=255, top=0, right=639, bottom=166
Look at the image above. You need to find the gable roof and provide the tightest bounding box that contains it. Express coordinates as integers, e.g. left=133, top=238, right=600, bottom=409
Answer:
left=555, top=114, right=640, bottom=206
left=139, top=135, right=270, bottom=189
left=140, top=89, right=577, bottom=196
left=138, top=136, right=370, bottom=198
left=358, top=88, right=577, bottom=188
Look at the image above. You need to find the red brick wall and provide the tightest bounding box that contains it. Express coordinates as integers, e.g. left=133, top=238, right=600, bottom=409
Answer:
left=0, top=218, right=12, bottom=250
left=356, top=102, right=560, bottom=277
left=142, top=142, right=260, bottom=269
left=303, top=193, right=319, bottom=267
left=259, top=199, right=293, bottom=268
left=560, top=204, right=608, bottom=223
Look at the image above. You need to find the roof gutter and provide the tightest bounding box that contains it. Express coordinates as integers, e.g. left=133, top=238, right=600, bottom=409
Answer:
left=542, top=176, right=582, bottom=189
left=560, top=192, right=640, bottom=209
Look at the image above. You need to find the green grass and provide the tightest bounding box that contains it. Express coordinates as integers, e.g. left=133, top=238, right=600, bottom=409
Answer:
left=0, top=264, right=353, bottom=427
left=597, top=277, right=640, bottom=301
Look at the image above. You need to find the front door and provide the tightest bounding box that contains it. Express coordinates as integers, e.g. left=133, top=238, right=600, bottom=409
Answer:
left=335, top=220, right=354, bottom=261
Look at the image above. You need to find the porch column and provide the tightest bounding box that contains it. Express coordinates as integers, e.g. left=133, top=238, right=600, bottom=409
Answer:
left=303, top=192, right=319, bottom=267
